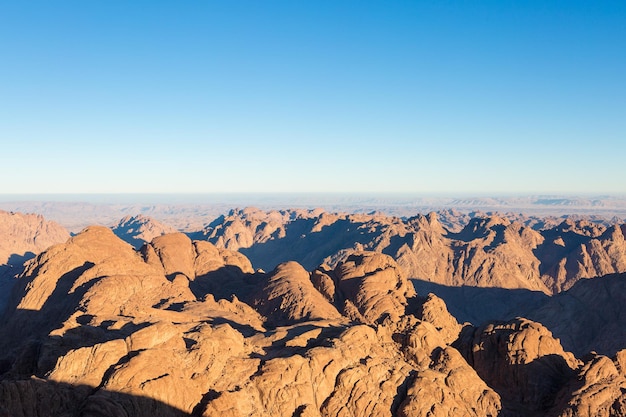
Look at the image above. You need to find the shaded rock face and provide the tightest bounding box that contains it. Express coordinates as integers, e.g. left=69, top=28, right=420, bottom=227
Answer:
left=550, top=352, right=626, bottom=417
left=1, top=225, right=626, bottom=417
left=200, top=208, right=626, bottom=295
left=536, top=222, right=626, bottom=292
left=454, top=318, right=580, bottom=416
left=249, top=261, right=342, bottom=327
left=528, top=272, right=626, bottom=357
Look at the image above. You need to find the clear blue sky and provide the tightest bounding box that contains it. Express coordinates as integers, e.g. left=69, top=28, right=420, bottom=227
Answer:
left=1, top=1, right=624, bottom=194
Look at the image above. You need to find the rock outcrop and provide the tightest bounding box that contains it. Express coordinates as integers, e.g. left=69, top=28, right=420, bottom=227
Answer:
left=528, top=272, right=626, bottom=357
left=550, top=352, right=626, bottom=417
left=250, top=261, right=342, bottom=327
left=455, top=318, right=580, bottom=416
left=333, top=251, right=416, bottom=324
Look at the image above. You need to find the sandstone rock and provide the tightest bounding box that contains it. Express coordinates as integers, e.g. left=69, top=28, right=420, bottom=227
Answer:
left=334, top=252, right=415, bottom=324
left=529, top=272, right=626, bottom=356
left=3, top=214, right=626, bottom=417
left=455, top=318, right=580, bottom=416
left=201, top=208, right=626, bottom=295
left=415, top=293, right=462, bottom=344
left=398, top=346, right=501, bottom=417
left=550, top=353, right=626, bottom=417
left=249, top=261, right=341, bottom=327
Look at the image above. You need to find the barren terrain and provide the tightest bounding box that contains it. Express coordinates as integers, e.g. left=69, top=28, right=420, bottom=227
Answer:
left=1, top=198, right=626, bottom=416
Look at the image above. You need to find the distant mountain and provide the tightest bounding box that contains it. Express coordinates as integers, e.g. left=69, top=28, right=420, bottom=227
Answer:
left=198, top=208, right=626, bottom=294
left=111, top=214, right=177, bottom=248
left=2, top=194, right=624, bottom=233
left=0, top=210, right=69, bottom=312
left=0, top=209, right=69, bottom=267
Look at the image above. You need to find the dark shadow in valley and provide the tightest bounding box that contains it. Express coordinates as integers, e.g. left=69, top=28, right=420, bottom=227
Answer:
left=527, top=272, right=626, bottom=357
left=484, top=354, right=575, bottom=417
left=190, top=265, right=261, bottom=301
left=445, top=218, right=503, bottom=243
left=410, top=278, right=549, bottom=326
left=533, top=229, right=591, bottom=276
left=236, top=218, right=383, bottom=271
left=0, top=262, right=158, bottom=379
left=380, top=234, right=410, bottom=258
left=0, top=252, right=36, bottom=313
left=0, top=262, right=97, bottom=356
left=6, top=251, right=36, bottom=266
left=208, top=316, right=260, bottom=338
left=417, top=273, right=626, bottom=359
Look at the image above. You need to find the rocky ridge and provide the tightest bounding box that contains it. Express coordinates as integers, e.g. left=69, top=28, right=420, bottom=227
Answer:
left=1, top=226, right=625, bottom=416
left=199, top=208, right=626, bottom=294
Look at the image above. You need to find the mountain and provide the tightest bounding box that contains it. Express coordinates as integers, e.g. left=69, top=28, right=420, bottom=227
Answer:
left=0, top=209, right=69, bottom=267
left=2, top=227, right=626, bottom=416
left=0, top=210, right=70, bottom=312
left=111, top=214, right=178, bottom=248
left=199, top=208, right=626, bottom=294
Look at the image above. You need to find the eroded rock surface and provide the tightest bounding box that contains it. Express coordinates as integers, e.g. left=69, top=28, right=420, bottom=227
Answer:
left=1, top=219, right=626, bottom=417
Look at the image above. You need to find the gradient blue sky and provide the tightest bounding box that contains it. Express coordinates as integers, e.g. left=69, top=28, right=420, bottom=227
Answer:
left=1, top=1, right=624, bottom=194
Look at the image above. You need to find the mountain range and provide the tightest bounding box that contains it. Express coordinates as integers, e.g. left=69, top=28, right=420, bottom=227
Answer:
left=1, top=207, right=626, bottom=416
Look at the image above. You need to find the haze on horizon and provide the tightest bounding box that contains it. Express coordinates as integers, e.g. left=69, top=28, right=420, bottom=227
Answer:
left=1, top=1, right=625, bottom=195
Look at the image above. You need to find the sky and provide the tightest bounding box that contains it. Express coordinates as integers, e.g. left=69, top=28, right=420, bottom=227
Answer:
left=1, top=1, right=625, bottom=195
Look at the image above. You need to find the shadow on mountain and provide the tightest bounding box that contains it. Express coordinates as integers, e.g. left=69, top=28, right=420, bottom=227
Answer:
left=0, top=253, right=35, bottom=311
left=527, top=272, right=626, bottom=357
left=0, top=262, right=152, bottom=379
left=0, top=264, right=258, bottom=416
left=410, top=279, right=549, bottom=326
left=0, top=377, right=190, bottom=417
left=250, top=322, right=346, bottom=361
left=0, top=307, right=187, bottom=416
left=483, top=353, right=575, bottom=417
left=238, top=218, right=383, bottom=271
left=0, top=263, right=97, bottom=353
left=190, top=265, right=260, bottom=301
left=533, top=229, right=591, bottom=276
left=6, top=251, right=36, bottom=267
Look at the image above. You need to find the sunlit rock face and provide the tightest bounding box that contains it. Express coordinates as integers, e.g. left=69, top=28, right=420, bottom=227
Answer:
left=1, top=210, right=626, bottom=416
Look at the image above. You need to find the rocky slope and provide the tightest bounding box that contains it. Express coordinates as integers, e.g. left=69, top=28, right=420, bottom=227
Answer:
left=1, top=227, right=626, bottom=416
